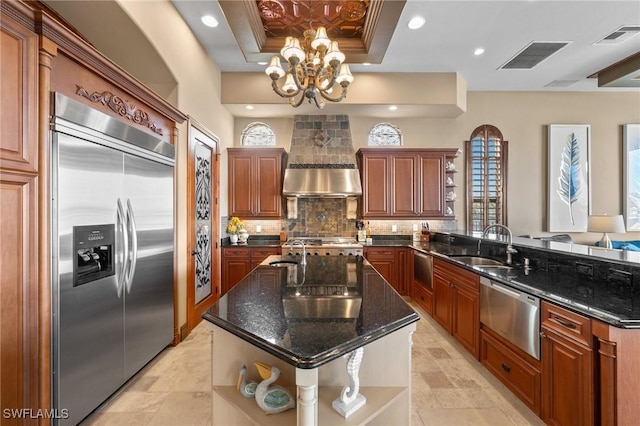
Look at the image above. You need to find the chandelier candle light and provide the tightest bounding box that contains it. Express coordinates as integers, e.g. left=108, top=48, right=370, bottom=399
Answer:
left=265, top=22, right=354, bottom=108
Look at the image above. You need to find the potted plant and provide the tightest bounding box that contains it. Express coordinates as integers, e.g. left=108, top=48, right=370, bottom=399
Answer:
left=227, top=216, right=244, bottom=244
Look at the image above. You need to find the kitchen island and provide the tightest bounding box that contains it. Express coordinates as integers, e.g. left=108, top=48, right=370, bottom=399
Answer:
left=202, top=255, right=419, bottom=426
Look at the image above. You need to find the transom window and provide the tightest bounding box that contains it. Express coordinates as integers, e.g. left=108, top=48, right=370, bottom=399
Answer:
left=465, top=125, right=509, bottom=232
left=368, top=123, right=402, bottom=146
left=241, top=122, right=275, bottom=146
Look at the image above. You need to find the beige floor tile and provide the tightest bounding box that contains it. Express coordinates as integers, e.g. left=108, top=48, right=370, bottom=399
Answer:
left=80, top=411, right=155, bottom=426
left=81, top=305, right=542, bottom=426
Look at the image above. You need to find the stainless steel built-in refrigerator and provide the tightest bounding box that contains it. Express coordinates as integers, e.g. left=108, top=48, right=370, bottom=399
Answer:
left=51, top=94, right=174, bottom=425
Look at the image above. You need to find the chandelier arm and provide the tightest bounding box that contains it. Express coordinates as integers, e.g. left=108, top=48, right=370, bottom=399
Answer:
left=289, top=93, right=306, bottom=108
left=315, top=68, right=338, bottom=92
left=291, top=62, right=309, bottom=92
left=271, top=80, right=301, bottom=99
left=319, top=84, right=349, bottom=103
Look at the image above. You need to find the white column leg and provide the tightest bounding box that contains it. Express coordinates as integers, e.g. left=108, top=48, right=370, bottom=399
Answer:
left=332, top=347, right=366, bottom=418
left=296, top=367, right=318, bottom=426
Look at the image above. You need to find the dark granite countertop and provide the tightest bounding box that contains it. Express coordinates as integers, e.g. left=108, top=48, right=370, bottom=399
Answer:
left=221, top=235, right=283, bottom=247
left=202, top=255, right=419, bottom=369
left=410, top=238, right=640, bottom=329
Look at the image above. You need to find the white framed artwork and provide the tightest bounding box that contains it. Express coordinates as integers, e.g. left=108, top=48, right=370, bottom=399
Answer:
left=547, top=124, right=591, bottom=232
left=623, top=124, right=640, bottom=231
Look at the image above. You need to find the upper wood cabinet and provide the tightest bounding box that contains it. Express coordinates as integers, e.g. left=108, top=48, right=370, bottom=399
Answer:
left=357, top=148, right=459, bottom=218
left=228, top=148, right=284, bottom=219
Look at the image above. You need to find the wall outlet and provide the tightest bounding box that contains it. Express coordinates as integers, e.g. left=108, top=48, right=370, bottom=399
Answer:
left=256, top=225, right=261, bottom=233
left=412, top=224, right=418, bottom=231
left=392, top=224, right=398, bottom=233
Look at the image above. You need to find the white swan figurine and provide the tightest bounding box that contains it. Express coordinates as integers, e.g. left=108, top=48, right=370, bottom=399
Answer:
left=236, top=365, right=257, bottom=398
left=253, top=360, right=295, bottom=414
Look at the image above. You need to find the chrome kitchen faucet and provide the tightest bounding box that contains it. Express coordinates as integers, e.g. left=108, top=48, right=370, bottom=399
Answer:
left=482, top=224, right=518, bottom=265
left=288, top=239, right=307, bottom=265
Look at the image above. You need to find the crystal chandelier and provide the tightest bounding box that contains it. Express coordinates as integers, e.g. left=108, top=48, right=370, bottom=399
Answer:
left=265, top=23, right=354, bottom=109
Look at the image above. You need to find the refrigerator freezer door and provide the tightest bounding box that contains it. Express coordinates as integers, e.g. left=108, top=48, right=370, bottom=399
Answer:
left=53, top=132, right=125, bottom=426
left=123, top=153, right=174, bottom=379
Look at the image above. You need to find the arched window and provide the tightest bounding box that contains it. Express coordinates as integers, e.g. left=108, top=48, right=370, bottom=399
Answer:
left=465, top=125, right=509, bottom=232
left=368, top=122, right=402, bottom=146
left=241, top=122, right=275, bottom=146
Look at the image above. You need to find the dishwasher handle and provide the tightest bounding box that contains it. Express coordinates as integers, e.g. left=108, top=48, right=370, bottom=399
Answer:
left=480, top=277, right=539, bottom=307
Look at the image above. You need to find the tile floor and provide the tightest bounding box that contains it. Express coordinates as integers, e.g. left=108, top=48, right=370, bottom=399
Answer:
left=81, top=303, right=545, bottom=425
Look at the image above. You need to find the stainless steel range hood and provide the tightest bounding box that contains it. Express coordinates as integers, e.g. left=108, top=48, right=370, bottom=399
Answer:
left=282, top=167, right=362, bottom=197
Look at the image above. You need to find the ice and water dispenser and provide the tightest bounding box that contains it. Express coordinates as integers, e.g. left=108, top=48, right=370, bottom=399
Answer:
left=73, top=224, right=115, bottom=286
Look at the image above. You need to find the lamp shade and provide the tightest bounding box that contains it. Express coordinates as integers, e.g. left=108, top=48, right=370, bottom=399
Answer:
left=587, top=215, right=626, bottom=233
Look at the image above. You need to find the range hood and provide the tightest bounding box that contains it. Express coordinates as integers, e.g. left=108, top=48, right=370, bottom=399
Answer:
left=284, top=115, right=362, bottom=197
left=282, top=166, right=362, bottom=197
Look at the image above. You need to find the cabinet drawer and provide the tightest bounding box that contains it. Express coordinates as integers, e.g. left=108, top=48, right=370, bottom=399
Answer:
left=251, top=247, right=280, bottom=258
left=413, top=281, right=432, bottom=315
left=364, top=247, right=396, bottom=258
left=434, top=258, right=479, bottom=291
left=542, top=301, right=592, bottom=348
left=223, top=247, right=250, bottom=258
left=481, top=329, right=541, bottom=415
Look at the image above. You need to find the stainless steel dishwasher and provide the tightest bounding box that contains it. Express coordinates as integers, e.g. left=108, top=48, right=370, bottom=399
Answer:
left=480, top=277, right=541, bottom=360
left=414, top=251, right=433, bottom=289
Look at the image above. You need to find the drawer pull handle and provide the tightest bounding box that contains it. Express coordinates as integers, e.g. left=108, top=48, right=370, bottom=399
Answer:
left=501, top=363, right=511, bottom=373
left=555, top=317, right=577, bottom=329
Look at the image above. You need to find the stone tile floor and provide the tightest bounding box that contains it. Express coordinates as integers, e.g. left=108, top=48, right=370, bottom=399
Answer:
left=82, top=303, right=544, bottom=425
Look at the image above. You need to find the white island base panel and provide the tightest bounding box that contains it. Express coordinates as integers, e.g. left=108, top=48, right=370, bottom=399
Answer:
left=209, top=323, right=416, bottom=426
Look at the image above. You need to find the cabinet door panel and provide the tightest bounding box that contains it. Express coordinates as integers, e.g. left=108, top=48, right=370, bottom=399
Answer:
left=432, top=272, right=452, bottom=333
left=256, top=156, right=281, bottom=217
left=0, top=16, right=38, bottom=173
left=419, top=156, right=445, bottom=216
left=228, top=155, right=254, bottom=217
left=453, top=283, right=479, bottom=358
left=362, top=155, right=390, bottom=216
left=391, top=155, right=417, bottom=216
left=542, top=326, right=594, bottom=426
left=0, top=172, right=38, bottom=414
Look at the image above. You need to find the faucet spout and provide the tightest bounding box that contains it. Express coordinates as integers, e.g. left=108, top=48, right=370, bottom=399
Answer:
left=482, top=224, right=517, bottom=265
left=288, top=239, right=307, bottom=265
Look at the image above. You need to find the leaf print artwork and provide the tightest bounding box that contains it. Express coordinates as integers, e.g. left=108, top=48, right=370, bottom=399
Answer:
left=557, top=132, right=582, bottom=225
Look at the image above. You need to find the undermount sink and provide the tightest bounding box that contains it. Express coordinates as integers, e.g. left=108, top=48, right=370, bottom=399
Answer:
left=475, top=265, right=514, bottom=270
left=450, top=256, right=505, bottom=266
left=268, top=260, right=298, bottom=267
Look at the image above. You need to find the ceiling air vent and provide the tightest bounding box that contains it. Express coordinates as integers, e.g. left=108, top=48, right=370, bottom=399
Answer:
left=594, top=25, right=640, bottom=45
left=499, top=41, right=570, bottom=70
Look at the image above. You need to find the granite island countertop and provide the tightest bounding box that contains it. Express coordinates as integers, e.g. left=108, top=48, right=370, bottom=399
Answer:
left=202, top=255, right=419, bottom=369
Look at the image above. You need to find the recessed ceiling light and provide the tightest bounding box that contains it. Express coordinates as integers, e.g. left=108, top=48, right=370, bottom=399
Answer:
left=474, top=47, right=485, bottom=56
left=362, top=62, right=371, bottom=66
left=257, top=61, right=268, bottom=66
left=389, top=105, right=398, bottom=111
left=408, top=16, right=425, bottom=30
left=201, top=15, right=219, bottom=28
left=245, top=105, right=254, bottom=110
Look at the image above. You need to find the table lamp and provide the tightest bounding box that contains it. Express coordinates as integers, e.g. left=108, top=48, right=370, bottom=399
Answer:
left=587, top=214, right=626, bottom=249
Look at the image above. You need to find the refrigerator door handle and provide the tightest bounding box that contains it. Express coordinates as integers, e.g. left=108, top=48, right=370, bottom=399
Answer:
left=125, top=199, right=138, bottom=293
left=116, top=198, right=128, bottom=298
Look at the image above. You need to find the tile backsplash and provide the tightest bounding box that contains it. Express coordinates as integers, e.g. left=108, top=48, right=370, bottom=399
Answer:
left=223, top=197, right=457, bottom=239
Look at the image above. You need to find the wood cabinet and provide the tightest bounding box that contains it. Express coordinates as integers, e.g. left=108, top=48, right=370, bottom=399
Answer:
left=363, top=246, right=410, bottom=295
left=432, top=259, right=480, bottom=359
left=357, top=148, right=459, bottom=219
left=1, top=4, right=41, bottom=415
left=541, top=301, right=594, bottom=426
left=228, top=148, right=284, bottom=218
left=222, top=246, right=281, bottom=294
left=1, top=0, right=187, bottom=416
